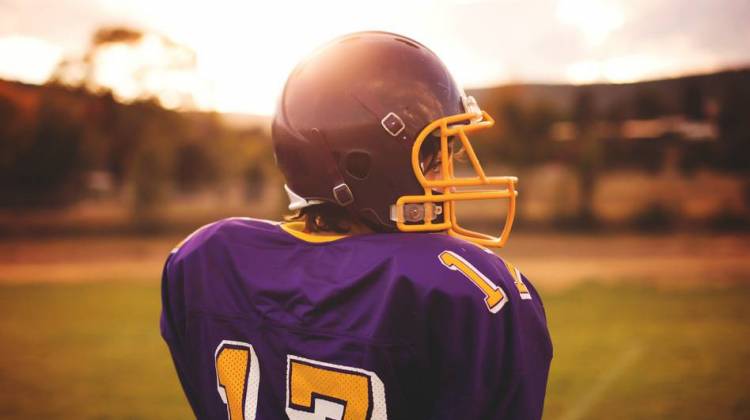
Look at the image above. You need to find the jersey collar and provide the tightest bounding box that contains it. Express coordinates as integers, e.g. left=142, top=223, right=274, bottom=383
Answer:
left=279, top=222, right=351, bottom=243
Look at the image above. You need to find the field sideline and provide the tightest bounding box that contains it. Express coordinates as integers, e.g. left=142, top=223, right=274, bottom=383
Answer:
left=1, top=233, right=748, bottom=288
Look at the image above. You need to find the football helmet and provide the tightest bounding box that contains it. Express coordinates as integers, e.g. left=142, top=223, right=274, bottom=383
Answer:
left=272, top=31, right=517, bottom=248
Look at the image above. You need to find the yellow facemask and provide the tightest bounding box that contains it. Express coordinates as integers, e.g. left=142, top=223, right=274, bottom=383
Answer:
left=393, top=110, right=518, bottom=248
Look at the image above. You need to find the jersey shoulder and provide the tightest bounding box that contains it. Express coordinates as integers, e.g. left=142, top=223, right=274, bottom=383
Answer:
left=390, top=234, right=530, bottom=312
left=393, top=233, right=506, bottom=277
left=169, top=217, right=280, bottom=262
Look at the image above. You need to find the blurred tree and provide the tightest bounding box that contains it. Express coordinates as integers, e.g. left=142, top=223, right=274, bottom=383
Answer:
left=0, top=95, right=23, bottom=169
left=131, top=117, right=178, bottom=228
left=51, top=25, right=198, bottom=109
left=492, top=98, right=558, bottom=167
left=633, top=88, right=666, bottom=119
left=175, top=142, right=220, bottom=192
left=526, top=101, right=559, bottom=163
left=603, top=99, right=628, bottom=122
left=499, top=99, right=526, bottom=165
left=571, top=89, right=601, bottom=226
left=0, top=26, right=273, bottom=227
left=573, top=89, right=596, bottom=128
left=244, top=165, right=266, bottom=201
left=681, top=79, right=705, bottom=120
left=51, top=27, right=144, bottom=92
left=717, top=76, right=750, bottom=172
left=0, top=93, right=86, bottom=207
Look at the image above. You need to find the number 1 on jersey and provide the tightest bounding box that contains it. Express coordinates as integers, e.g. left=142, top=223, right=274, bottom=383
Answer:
left=439, top=251, right=507, bottom=313
left=215, top=340, right=260, bottom=420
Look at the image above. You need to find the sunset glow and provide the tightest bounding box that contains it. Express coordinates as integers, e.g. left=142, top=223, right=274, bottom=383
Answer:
left=1, top=0, right=748, bottom=114
left=0, top=35, right=63, bottom=85
left=556, top=0, right=625, bottom=46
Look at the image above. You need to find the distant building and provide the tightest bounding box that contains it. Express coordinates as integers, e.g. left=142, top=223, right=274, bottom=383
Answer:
left=621, top=115, right=717, bottom=141
left=550, top=115, right=718, bottom=142
left=86, top=171, right=115, bottom=194
left=550, top=121, right=576, bottom=142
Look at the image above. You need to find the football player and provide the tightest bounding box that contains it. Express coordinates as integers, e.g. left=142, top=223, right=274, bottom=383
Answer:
left=161, top=31, right=552, bottom=420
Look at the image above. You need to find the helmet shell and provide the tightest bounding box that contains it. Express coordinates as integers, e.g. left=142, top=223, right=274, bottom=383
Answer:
left=272, top=31, right=465, bottom=229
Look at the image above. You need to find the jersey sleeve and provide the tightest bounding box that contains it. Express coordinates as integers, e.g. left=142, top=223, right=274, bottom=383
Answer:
left=420, top=246, right=552, bottom=420
left=160, top=221, right=223, bottom=419
left=160, top=252, right=203, bottom=417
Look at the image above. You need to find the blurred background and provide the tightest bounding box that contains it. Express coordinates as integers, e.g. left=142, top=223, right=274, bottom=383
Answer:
left=0, top=0, right=748, bottom=419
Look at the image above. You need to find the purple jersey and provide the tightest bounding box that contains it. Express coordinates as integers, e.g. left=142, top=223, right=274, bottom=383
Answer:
left=161, top=217, right=552, bottom=420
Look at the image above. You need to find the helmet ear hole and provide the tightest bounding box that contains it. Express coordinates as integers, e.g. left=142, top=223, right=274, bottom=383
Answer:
left=344, top=151, right=372, bottom=180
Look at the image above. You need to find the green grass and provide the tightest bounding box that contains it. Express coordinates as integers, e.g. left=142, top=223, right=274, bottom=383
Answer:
left=544, top=282, right=750, bottom=420
left=0, top=282, right=749, bottom=419
left=0, top=283, right=191, bottom=419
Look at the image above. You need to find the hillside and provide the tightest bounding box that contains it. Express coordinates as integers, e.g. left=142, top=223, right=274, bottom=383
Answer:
left=467, top=67, right=750, bottom=118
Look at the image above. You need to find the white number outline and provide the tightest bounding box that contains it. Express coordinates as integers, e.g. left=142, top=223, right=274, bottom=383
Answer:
left=214, top=340, right=260, bottom=420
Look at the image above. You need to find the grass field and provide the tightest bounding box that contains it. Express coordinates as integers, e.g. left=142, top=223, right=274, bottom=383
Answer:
left=0, top=234, right=749, bottom=419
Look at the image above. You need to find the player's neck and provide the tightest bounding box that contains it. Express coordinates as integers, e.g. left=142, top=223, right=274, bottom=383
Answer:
left=346, top=220, right=376, bottom=235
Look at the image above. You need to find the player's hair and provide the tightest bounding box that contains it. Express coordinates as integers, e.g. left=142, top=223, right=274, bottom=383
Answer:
left=285, top=202, right=354, bottom=234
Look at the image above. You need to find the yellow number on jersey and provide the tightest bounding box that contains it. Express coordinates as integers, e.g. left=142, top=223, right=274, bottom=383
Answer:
left=504, top=260, right=532, bottom=300
left=214, top=343, right=388, bottom=420
left=215, top=341, right=260, bottom=420
left=286, top=355, right=387, bottom=420
left=439, top=250, right=507, bottom=313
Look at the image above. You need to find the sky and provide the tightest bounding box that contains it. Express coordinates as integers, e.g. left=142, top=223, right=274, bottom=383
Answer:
left=1, top=0, right=748, bottom=115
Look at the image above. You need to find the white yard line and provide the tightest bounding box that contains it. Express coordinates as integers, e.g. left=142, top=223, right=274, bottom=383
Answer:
left=558, top=343, right=645, bottom=420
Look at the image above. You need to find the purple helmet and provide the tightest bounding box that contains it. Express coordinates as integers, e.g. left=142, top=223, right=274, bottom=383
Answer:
left=272, top=31, right=518, bottom=248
